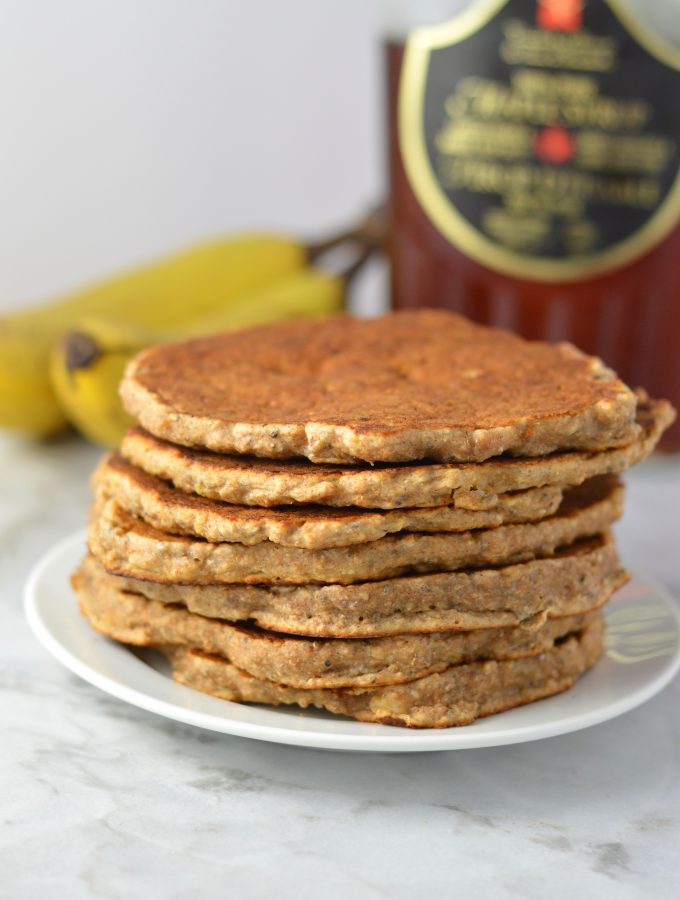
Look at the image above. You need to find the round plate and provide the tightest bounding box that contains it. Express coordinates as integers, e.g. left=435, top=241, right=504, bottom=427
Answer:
left=25, top=531, right=680, bottom=752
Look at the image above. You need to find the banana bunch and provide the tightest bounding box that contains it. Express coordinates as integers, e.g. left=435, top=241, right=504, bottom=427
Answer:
left=0, top=221, right=376, bottom=444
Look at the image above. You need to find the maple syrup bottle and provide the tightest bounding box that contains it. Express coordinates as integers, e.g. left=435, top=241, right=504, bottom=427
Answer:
left=386, top=0, right=680, bottom=449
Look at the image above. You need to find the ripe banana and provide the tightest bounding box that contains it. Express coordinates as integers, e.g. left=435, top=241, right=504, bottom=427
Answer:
left=50, top=267, right=345, bottom=447
left=10, top=235, right=308, bottom=331
left=0, top=322, right=68, bottom=436
left=1, top=234, right=308, bottom=437
left=49, top=319, right=141, bottom=447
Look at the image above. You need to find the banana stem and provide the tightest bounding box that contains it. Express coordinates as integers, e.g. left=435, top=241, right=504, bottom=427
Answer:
left=338, top=243, right=375, bottom=289
left=306, top=203, right=388, bottom=261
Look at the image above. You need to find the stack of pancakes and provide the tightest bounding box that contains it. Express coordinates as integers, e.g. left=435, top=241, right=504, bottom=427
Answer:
left=74, top=312, right=674, bottom=728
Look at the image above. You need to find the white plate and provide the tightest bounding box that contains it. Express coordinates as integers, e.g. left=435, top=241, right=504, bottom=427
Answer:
left=25, top=531, right=680, bottom=752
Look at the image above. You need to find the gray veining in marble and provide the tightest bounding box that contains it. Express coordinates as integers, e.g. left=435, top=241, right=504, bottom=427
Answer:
left=1, top=432, right=679, bottom=900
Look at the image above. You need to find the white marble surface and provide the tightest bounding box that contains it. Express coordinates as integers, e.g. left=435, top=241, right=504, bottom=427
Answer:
left=1, top=433, right=679, bottom=900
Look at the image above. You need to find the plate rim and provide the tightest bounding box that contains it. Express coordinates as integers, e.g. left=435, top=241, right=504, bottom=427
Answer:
left=24, top=529, right=680, bottom=752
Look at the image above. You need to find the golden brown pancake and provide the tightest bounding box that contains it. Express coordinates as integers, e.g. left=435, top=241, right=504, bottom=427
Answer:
left=80, top=535, right=625, bottom=637
left=164, top=615, right=604, bottom=728
left=119, top=396, right=672, bottom=509
left=93, top=452, right=564, bottom=549
left=74, top=560, right=598, bottom=689
left=87, top=476, right=624, bottom=586
left=120, top=311, right=639, bottom=464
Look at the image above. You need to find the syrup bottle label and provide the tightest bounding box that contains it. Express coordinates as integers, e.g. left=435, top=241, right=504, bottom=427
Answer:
left=399, top=0, right=680, bottom=280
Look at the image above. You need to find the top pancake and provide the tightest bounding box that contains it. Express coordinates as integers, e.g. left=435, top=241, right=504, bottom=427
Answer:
left=120, top=310, right=639, bottom=464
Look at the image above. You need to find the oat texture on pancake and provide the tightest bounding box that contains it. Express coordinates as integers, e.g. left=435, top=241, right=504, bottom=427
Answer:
left=120, top=311, right=640, bottom=464
left=75, top=565, right=598, bottom=690
left=120, top=396, right=671, bottom=509
left=164, top=616, right=604, bottom=728
left=79, top=535, right=625, bottom=638
left=75, top=310, right=675, bottom=728
left=87, top=477, right=624, bottom=585
left=93, top=452, right=565, bottom=549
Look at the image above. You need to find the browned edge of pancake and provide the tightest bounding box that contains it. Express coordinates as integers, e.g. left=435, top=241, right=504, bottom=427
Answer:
left=81, top=533, right=628, bottom=638
left=92, top=451, right=565, bottom=549
left=74, top=556, right=604, bottom=689
left=163, top=614, right=604, bottom=727
left=86, top=475, right=625, bottom=585
left=119, top=395, right=673, bottom=509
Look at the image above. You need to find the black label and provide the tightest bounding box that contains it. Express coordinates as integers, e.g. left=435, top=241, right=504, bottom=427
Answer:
left=399, top=0, right=680, bottom=280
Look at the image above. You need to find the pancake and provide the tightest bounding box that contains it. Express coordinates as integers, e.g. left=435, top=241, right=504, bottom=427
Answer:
left=88, top=476, right=624, bottom=586
left=80, top=535, right=625, bottom=637
left=119, top=396, right=672, bottom=509
left=164, top=615, right=604, bottom=727
left=94, top=453, right=564, bottom=549
left=120, top=311, right=639, bottom=464
left=75, top=561, right=598, bottom=689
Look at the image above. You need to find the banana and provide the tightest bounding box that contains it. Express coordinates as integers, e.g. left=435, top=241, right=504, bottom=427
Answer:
left=9, top=235, right=308, bottom=330
left=1, top=234, right=308, bottom=437
left=50, top=267, right=346, bottom=447
left=181, top=266, right=345, bottom=337
left=0, top=322, right=68, bottom=436
left=49, top=318, right=152, bottom=447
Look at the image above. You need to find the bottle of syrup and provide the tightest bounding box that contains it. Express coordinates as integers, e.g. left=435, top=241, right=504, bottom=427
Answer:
left=386, top=0, right=680, bottom=449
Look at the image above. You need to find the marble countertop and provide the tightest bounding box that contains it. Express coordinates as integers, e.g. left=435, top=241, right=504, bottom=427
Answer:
left=1, top=433, right=679, bottom=899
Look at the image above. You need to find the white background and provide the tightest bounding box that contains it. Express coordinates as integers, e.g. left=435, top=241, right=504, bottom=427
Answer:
left=0, top=0, right=385, bottom=314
